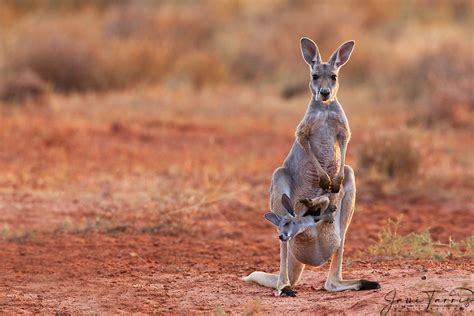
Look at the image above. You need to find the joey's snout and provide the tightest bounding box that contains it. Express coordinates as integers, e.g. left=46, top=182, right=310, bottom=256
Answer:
left=279, top=233, right=290, bottom=241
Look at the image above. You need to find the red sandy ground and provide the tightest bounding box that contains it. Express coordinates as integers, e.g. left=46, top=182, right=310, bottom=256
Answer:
left=0, top=97, right=472, bottom=314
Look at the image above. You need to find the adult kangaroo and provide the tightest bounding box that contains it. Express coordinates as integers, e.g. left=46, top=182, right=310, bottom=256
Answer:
left=242, top=38, right=380, bottom=296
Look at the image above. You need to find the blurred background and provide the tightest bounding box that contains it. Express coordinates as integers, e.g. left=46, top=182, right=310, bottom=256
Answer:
left=0, top=0, right=472, bottom=251
left=0, top=1, right=473, bottom=313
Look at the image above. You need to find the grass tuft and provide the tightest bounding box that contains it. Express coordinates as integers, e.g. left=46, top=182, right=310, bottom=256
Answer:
left=368, top=217, right=473, bottom=259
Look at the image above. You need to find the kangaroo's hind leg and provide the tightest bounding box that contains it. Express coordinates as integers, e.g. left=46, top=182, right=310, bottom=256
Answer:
left=271, top=167, right=305, bottom=296
left=324, top=165, right=380, bottom=291
left=244, top=167, right=305, bottom=296
left=243, top=244, right=305, bottom=297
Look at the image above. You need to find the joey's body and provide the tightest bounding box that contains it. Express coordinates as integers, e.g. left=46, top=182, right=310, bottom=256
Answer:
left=243, top=38, right=380, bottom=296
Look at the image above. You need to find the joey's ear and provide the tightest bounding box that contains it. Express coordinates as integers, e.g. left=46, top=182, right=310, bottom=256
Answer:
left=300, top=37, right=321, bottom=66
left=264, top=212, right=282, bottom=226
left=328, top=40, right=355, bottom=68
left=281, top=194, right=296, bottom=216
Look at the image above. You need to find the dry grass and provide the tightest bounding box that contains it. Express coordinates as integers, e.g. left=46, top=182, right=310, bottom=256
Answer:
left=6, top=21, right=102, bottom=92
left=405, top=39, right=474, bottom=128
left=0, top=69, right=49, bottom=105
left=357, top=129, right=421, bottom=186
left=368, top=217, right=474, bottom=259
left=0, top=0, right=472, bottom=101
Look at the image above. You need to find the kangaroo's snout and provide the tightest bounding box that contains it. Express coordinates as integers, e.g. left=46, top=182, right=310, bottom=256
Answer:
left=319, top=88, right=331, bottom=99
left=279, top=234, right=290, bottom=241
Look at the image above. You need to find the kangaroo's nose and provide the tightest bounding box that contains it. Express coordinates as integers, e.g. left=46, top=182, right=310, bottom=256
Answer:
left=320, top=88, right=330, bottom=97
left=279, top=234, right=287, bottom=241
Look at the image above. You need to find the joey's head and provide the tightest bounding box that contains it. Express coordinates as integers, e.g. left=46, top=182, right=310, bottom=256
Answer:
left=264, top=194, right=314, bottom=242
left=300, top=38, right=355, bottom=103
left=264, top=212, right=302, bottom=242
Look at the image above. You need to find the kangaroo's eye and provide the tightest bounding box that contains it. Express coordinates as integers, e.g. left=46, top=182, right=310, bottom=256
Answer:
left=331, top=75, right=337, bottom=81
left=312, top=74, right=319, bottom=80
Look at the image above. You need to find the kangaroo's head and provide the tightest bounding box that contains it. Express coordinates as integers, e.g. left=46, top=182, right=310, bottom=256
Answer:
left=300, top=38, right=355, bottom=103
left=264, top=194, right=329, bottom=242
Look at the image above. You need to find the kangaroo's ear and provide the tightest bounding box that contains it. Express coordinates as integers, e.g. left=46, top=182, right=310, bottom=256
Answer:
left=328, top=40, right=355, bottom=68
left=264, top=212, right=282, bottom=226
left=281, top=194, right=296, bottom=217
left=300, top=37, right=321, bottom=66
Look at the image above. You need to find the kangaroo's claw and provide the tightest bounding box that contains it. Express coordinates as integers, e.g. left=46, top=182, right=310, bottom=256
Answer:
left=279, top=286, right=297, bottom=297
left=331, top=175, right=344, bottom=193
left=319, top=173, right=331, bottom=191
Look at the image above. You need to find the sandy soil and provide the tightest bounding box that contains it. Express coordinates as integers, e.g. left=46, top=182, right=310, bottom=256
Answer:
left=0, top=102, right=472, bottom=314
left=1, top=233, right=473, bottom=314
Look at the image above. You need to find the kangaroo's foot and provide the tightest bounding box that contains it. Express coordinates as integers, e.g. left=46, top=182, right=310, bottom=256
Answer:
left=279, top=285, right=297, bottom=297
left=359, top=280, right=381, bottom=290
left=319, top=173, right=332, bottom=191
left=330, top=175, right=344, bottom=193
left=324, top=279, right=380, bottom=292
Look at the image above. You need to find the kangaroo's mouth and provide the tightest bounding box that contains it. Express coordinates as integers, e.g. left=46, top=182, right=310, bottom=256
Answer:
left=279, top=234, right=291, bottom=242
left=319, top=96, right=334, bottom=104
left=317, top=92, right=332, bottom=103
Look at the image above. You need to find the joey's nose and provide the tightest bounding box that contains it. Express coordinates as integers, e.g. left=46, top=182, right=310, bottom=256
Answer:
left=279, top=234, right=288, bottom=241
left=320, top=88, right=330, bottom=97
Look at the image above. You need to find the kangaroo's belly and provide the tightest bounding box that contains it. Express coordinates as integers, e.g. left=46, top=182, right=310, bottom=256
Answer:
left=290, top=221, right=341, bottom=266
left=289, top=194, right=344, bottom=266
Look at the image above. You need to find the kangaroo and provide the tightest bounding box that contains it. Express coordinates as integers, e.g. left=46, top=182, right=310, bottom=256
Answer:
left=242, top=38, right=380, bottom=296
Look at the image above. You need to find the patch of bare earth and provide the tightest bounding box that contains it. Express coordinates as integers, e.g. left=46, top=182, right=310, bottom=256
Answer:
left=0, top=96, right=472, bottom=314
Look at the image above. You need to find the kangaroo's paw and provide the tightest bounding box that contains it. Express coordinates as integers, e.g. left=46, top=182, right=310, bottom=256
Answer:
left=325, top=214, right=335, bottom=224
left=319, top=173, right=331, bottom=191
left=326, top=204, right=337, bottom=213
left=330, top=175, right=344, bottom=193
left=278, top=285, right=297, bottom=297
left=299, top=198, right=313, bottom=207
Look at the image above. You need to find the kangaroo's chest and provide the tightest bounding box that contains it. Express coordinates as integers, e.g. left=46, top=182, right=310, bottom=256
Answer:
left=308, top=111, right=344, bottom=170
left=309, top=111, right=344, bottom=140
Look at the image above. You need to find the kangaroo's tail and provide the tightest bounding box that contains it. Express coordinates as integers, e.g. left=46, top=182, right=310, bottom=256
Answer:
left=241, top=271, right=278, bottom=289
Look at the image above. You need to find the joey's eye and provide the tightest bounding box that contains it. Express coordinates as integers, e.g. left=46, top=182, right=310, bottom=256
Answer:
left=331, top=75, right=337, bottom=81
left=312, top=74, right=319, bottom=80
left=284, top=222, right=290, bottom=227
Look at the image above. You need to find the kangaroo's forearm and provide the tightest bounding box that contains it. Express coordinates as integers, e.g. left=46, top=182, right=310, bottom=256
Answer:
left=338, top=135, right=349, bottom=176
left=296, top=127, right=326, bottom=175
left=305, top=141, right=327, bottom=175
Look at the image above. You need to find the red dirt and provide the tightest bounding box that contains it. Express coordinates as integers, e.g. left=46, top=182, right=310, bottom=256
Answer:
left=0, top=103, right=472, bottom=314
